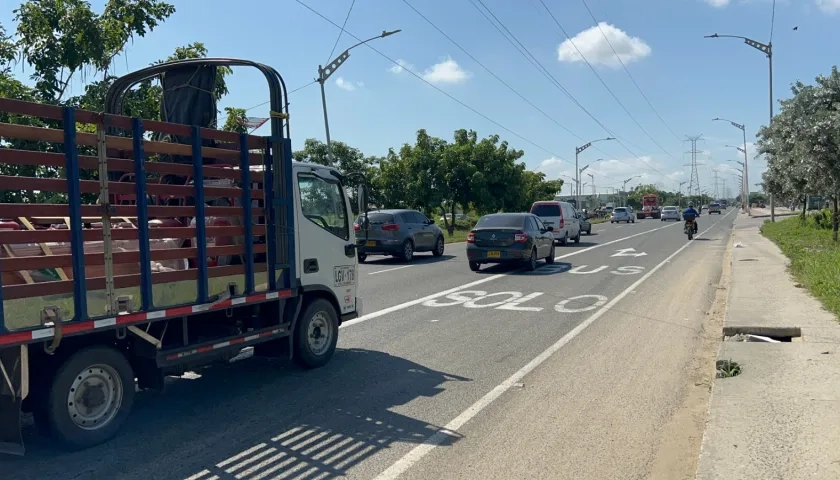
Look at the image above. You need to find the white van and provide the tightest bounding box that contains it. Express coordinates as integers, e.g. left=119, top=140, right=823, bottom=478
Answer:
left=530, top=201, right=581, bottom=245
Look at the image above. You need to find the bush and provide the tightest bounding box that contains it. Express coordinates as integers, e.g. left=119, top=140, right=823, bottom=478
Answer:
left=805, top=208, right=834, bottom=230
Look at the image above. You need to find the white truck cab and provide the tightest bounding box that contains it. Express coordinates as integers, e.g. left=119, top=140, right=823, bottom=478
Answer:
left=292, top=162, right=362, bottom=317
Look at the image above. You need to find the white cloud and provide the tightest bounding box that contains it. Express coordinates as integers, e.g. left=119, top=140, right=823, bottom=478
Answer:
left=557, top=22, right=651, bottom=69
left=389, top=59, right=414, bottom=74
left=335, top=77, right=363, bottom=91
left=536, top=155, right=685, bottom=191
left=816, top=0, right=840, bottom=13
left=422, top=57, right=470, bottom=84
left=705, top=0, right=731, bottom=7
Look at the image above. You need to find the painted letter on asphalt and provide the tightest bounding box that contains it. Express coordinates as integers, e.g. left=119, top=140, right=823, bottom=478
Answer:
left=568, top=265, right=608, bottom=274
left=554, top=294, right=609, bottom=313
left=496, top=292, right=545, bottom=311
left=610, top=266, right=646, bottom=275
left=423, top=290, right=487, bottom=307
left=464, top=292, right=524, bottom=309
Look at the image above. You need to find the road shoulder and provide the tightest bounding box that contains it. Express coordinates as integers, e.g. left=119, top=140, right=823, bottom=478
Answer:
left=695, top=214, right=840, bottom=480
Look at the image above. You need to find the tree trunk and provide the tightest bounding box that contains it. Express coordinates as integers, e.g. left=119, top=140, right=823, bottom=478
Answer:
left=448, top=203, right=456, bottom=236
left=833, top=195, right=839, bottom=244
left=440, top=206, right=451, bottom=238
left=801, top=194, right=807, bottom=223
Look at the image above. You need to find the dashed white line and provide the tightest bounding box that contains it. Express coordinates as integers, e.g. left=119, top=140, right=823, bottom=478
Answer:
left=369, top=265, right=414, bottom=275
left=372, top=207, right=736, bottom=480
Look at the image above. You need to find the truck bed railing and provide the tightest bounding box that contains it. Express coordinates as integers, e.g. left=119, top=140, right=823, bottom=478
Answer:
left=0, top=97, right=295, bottom=339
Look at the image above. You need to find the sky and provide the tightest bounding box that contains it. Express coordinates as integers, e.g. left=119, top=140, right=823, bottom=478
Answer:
left=4, top=0, right=840, bottom=197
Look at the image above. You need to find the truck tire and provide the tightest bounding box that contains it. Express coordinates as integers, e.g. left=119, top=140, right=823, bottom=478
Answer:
left=293, top=298, right=339, bottom=369
left=39, top=346, right=135, bottom=451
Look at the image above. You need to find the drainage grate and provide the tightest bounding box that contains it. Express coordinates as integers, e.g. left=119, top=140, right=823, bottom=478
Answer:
left=722, top=326, right=802, bottom=343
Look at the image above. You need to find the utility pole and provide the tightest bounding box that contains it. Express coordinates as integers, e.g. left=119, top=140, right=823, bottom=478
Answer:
left=678, top=181, right=687, bottom=208
left=712, top=169, right=720, bottom=199
left=684, top=135, right=704, bottom=200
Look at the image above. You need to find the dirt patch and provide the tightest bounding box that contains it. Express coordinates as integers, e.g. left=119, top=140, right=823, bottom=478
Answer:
left=647, top=231, right=733, bottom=480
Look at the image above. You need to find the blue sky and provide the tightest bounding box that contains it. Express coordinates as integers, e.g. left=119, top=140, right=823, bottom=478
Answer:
left=4, top=0, right=840, bottom=196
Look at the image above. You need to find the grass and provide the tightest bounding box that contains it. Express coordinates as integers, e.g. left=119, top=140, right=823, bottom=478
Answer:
left=444, top=229, right=471, bottom=244
left=589, top=217, right=609, bottom=225
left=761, top=214, right=840, bottom=318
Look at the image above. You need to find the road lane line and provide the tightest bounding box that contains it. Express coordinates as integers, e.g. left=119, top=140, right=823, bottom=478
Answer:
left=369, top=265, right=414, bottom=275
left=371, top=208, right=736, bottom=480
left=341, top=222, right=679, bottom=330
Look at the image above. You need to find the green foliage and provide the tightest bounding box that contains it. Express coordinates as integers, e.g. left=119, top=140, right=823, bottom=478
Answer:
left=757, top=65, right=840, bottom=241
left=222, top=107, right=248, bottom=134
left=762, top=215, right=840, bottom=319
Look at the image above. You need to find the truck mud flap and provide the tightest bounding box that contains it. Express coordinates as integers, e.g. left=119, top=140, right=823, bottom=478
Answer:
left=0, top=346, right=26, bottom=456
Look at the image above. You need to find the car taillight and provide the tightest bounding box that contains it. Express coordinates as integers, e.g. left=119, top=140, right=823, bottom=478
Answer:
left=514, top=232, right=528, bottom=243
left=381, top=223, right=399, bottom=231
left=353, top=223, right=360, bottom=231
left=558, top=218, right=565, bottom=228
left=467, top=231, right=475, bottom=243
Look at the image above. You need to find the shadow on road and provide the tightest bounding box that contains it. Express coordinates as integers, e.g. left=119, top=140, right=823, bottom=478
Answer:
left=3, top=349, right=470, bottom=480
left=362, top=254, right=457, bottom=266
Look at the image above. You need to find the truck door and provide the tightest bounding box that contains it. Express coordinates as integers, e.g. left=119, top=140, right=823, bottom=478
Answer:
left=295, top=172, right=358, bottom=315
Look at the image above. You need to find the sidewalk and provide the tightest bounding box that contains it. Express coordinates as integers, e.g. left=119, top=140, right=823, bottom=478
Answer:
left=695, top=214, right=840, bottom=480
left=748, top=206, right=798, bottom=218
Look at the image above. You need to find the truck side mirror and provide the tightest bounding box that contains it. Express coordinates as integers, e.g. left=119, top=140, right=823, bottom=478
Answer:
left=357, top=185, right=365, bottom=214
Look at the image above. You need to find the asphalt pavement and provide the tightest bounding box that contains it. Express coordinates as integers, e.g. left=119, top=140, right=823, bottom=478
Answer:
left=2, top=210, right=738, bottom=480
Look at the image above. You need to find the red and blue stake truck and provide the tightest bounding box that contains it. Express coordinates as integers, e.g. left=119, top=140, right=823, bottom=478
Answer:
left=637, top=194, right=661, bottom=220
left=0, top=59, right=363, bottom=455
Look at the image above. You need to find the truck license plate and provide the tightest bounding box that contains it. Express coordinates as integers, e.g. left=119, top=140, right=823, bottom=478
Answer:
left=334, top=266, right=355, bottom=287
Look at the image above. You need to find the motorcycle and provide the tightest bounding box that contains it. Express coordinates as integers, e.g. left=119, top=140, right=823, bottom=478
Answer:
left=683, top=214, right=697, bottom=240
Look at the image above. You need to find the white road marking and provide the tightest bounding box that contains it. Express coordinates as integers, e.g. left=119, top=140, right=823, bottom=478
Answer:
left=340, top=222, right=679, bottom=329
left=371, top=208, right=735, bottom=480
left=369, top=265, right=414, bottom=275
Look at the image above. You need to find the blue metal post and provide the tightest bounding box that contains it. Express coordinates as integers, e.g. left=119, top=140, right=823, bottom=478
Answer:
left=63, top=107, right=88, bottom=321
left=281, top=138, right=296, bottom=290
left=263, top=139, right=277, bottom=291
left=191, top=126, right=208, bottom=302
left=132, top=118, right=153, bottom=310
left=240, top=134, right=254, bottom=295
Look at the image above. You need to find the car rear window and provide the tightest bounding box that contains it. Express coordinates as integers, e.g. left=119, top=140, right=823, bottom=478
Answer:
left=476, top=215, right=526, bottom=229
left=357, top=213, right=394, bottom=225
left=710, top=203, right=720, bottom=207
left=614, top=207, right=627, bottom=213
left=530, top=203, right=561, bottom=217
left=663, top=207, right=677, bottom=211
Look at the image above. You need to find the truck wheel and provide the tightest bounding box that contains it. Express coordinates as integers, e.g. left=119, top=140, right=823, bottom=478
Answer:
left=39, top=346, right=135, bottom=451
left=293, top=298, right=339, bottom=369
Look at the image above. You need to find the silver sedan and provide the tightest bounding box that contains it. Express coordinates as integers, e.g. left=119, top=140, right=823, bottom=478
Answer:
left=660, top=206, right=681, bottom=221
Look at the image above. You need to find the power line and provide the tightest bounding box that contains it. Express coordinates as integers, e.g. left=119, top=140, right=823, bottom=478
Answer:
left=402, top=0, right=577, bottom=166
left=294, top=0, right=567, bottom=161
left=244, top=80, right=317, bottom=112
left=579, top=0, right=683, bottom=143
left=470, top=0, right=672, bottom=181
left=537, top=0, right=679, bottom=161
left=325, top=0, right=357, bottom=64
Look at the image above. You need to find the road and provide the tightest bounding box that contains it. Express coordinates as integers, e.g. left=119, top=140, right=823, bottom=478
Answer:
left=2, top=209, right=737, bottom=480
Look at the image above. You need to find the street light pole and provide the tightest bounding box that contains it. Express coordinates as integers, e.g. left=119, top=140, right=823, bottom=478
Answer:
left=621, top=175, right=640, bottom=207
left=318, top=29, right=401, bottom=166
left=705, top=32, right=774, bottom=221
left=678, top=181, right=687, bottom=209
left=714, top=118, right=751, bottom=215
left=575, top=139, right=614, bottom=209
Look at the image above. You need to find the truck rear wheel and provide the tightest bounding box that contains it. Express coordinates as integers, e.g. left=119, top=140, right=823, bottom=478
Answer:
left=38, top=346, right=135, bottom=451
left=293, top=298, right=339, bottom=369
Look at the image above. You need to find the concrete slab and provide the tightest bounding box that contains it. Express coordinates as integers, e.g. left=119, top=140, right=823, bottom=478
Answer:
left=696, top=214, right=840, bottom=480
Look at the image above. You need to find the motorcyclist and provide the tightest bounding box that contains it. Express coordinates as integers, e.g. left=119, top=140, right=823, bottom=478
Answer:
left=683, top=204, right=699, bottom=233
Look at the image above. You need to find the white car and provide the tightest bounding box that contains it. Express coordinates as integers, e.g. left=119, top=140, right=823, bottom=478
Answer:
left=610, top=207, right=634, bottom=223
left=660, top=206, right=681, bottom=221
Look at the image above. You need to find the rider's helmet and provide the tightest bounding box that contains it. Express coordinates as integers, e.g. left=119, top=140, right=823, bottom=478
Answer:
left=688, top=204, right=695, bottom=208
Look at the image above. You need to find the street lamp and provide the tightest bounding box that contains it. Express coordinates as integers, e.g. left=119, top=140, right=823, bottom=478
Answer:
left=705, top=32, right=774, bottom=221
left=576, top=140, right=614, bottom=208
left=622, top=175, right=641, bottom=207
left=318, top=29, right=401, bottom=166
left=727, top=159, right=747, bottom=210
left=678, top=181, right=687, bottom=208
left=715, top=117, right=750, bottom=214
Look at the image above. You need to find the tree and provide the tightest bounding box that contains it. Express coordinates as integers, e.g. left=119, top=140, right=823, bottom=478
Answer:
left=757, top=67, right=840, bottom=241
left=222, top=107, right=248, bottom=133
left=292, top=138, right=374, bottom=214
